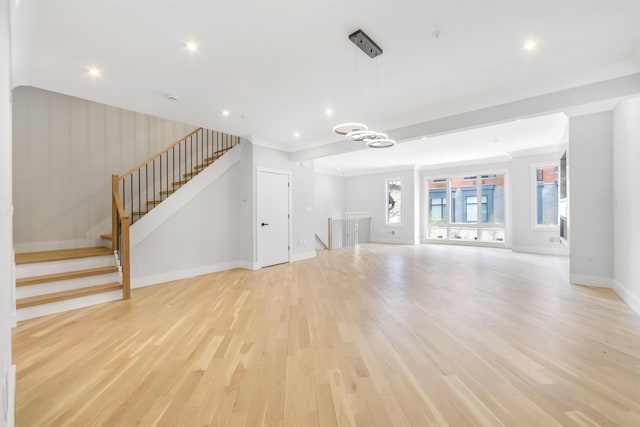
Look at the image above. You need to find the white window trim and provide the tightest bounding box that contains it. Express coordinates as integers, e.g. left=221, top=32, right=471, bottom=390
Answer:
left=531, top=162, right=560, bottom=231
left=385, top=177, right=403, bottom=227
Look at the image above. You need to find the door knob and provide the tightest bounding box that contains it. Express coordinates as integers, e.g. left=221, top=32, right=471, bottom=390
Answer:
left=261, top=222, right=269, bottom=227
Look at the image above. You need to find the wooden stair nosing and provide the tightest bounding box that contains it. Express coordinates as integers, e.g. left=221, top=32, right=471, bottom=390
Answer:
left=16, top=247, right=114, bottom=265
left=16, top=283, right=123, bottom=309
left=184, top=171, right=199, bottom=178
left=193, top=163, right=211, bottom=171
left=16, top=266, right=119, bottom=287
left=159, top=189, right=175, bottom=196
left=132, top=211, right=148, bottom=216
left=147, top=200, right=162, bottom=205
left=100, top=234, right=112, bottom=241
left=172, top=179, right=190, bottom=187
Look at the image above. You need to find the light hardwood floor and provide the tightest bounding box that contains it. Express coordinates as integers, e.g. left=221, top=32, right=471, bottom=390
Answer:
left=13, top=244, right=640, bottom=426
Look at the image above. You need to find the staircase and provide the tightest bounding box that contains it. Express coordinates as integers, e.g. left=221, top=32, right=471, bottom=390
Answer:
left=15, top=247, right=122, bottom=321
left=15, top=127, right=240, bottom=321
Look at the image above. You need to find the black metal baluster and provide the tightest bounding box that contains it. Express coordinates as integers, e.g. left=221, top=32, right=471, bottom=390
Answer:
left=130, top=175, right=133, bottom=222
left=154, top=157, right=156, bottom=206
left=137, top=169, right=141, bottom=219
left=145, top=164, right=148, bottom=216
left=158, top=154, right=162, bottom=201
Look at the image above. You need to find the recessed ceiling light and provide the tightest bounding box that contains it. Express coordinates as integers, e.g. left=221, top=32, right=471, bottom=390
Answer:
left=325, top=108, right=334, bottom=117
left=221, top=110, right=230, bottom=117
left=87, top=68, right=101, bottom=77
left=294, top=132, right=301, bottom=138
left=523, top=40, right=537, bottom=51
left=186, top=41, right=198, bottom=52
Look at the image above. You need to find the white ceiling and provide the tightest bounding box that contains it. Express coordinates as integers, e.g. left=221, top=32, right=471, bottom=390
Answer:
left=12, top=1, right=640, bottom=152
left=315, top=113, right=567, bottom=175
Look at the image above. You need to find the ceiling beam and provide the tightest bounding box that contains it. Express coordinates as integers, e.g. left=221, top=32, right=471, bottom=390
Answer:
left=291, top=72, right=640, bottom=161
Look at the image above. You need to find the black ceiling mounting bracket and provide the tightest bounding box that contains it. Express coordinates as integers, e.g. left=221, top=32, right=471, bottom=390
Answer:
left=349, top=29, right=383, bottom=59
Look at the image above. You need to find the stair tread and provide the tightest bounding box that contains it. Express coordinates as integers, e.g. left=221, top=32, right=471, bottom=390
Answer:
left=132, top=211, right=148, bottom=216
left=16, top=266, right=119, bottom=287
left=172, top=179, right=190, bottom=187
left=100, top=234, right=112, bottom=241
left=194, top=160, right=215, bottom=169
left=16, top=247, right=113, bottom=265
left=147, top=200, right=162, bottom=205
left=184, top=171, right=199, bottom=178
left=16, top=283, right=123, bottom=309
left=159, top=190, right=175, bottom=195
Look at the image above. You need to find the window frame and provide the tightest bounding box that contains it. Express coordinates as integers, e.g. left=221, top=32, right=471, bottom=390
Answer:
left=385, top=177, right=403, bottom=227
left=424, top=169, right=509, bottom=246
left=531, top=162, right=560, bottom=231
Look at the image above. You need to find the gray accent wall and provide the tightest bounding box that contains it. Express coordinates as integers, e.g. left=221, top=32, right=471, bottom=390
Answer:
left=12, top=86, right=196, bottom=251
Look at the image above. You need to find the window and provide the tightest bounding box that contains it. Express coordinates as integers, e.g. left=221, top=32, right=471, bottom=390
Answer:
left=386, top=179, right=402, bottom=225
left=465, top=195, right=488, bottom=222
left=533, top=164, right=559, bottom=227
left=426, top=172, right=506, bottom=243
left=430, top=195, right=447, bottom=222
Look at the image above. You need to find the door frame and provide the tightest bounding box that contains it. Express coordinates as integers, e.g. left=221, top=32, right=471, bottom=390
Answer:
left=256, top=167, right=292, bottom=268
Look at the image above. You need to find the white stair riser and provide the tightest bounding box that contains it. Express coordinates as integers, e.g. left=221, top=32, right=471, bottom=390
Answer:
left=15, top=255, right=116, bottom=278
left=16, top=272, right=121, bottom=298
left=16, top=290, right=123, bottom=322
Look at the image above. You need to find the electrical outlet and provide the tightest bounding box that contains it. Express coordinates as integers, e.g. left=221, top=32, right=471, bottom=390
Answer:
left=390, top=230, right=396, bottom=236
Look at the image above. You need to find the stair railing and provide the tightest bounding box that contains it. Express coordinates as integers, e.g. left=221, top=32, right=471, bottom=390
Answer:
left=111, top=174, right=130, bottom=299
left=110, top=127, right=240, bottom=299
left=328, top=217, right=371, bottom=250
left=117, top=127, right=240, bottom=224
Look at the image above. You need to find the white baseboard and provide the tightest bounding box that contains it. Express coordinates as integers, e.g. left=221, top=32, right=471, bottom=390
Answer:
left=512, top=245, right=565, bottom=256
left=290, top=251, right=316, bottom=262
left=570, top=273, right=613, bottom=289
left=612, top=280, right=640, bottom=317
left=132, top=260, right=255, bottom=289
left=370, top=237, right=417, bottom=245
left=235, top=261, right=260, bottom=271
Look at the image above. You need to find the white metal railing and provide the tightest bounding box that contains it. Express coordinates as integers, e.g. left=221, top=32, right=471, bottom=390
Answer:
left=327, top=217, right=371, bottom=250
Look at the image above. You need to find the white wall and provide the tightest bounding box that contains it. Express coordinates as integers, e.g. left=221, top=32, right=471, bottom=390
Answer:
left=131, top=142, right=253, bottom=286
left=253, top=145, right=315, bottom=260
left=344, top=168, right=419, bottom=244
left=569, top=112, right=614, bottom=287
left=12, top=86, right=196, bottom=251
left=313, top=173, right=345, bottom=246
left=1, top=1, right=15, bottom=425
left=613, top=96, right=640, bottom=314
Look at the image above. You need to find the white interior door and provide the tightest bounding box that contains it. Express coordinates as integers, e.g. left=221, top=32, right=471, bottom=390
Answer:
left=258, top=170, right=290, bottom=267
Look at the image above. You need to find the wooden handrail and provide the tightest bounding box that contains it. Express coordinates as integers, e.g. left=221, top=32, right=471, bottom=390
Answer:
left=119, top=127, right=203, bottom=180
left=111, top=175, right=127, bottom=218
left=111, top=174, right=130, bottom=300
